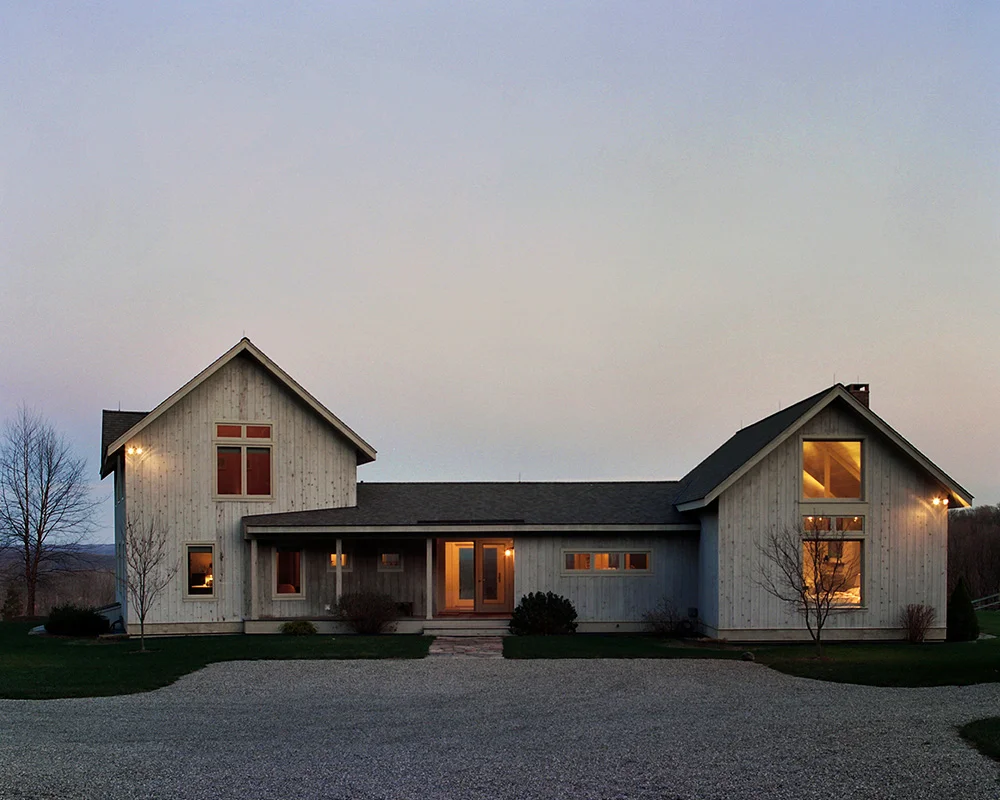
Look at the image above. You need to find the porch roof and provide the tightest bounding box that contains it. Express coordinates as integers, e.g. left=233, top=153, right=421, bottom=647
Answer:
left=243, top=481, right=691, bottom=532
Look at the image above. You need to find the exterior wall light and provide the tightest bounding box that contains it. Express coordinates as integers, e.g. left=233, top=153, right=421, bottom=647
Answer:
left=127, top=446, right=143, bottom=455
left=932, top=497, right=949, bottom=506
left=504, top=548, right=513, bottom=557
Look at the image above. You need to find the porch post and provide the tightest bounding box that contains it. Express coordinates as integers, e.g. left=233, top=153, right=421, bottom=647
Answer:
left=335, top=538, right=343, bottom=602
left=425, top=537, right=434, bottom=620
left=250, top=538, right=259, bottom=621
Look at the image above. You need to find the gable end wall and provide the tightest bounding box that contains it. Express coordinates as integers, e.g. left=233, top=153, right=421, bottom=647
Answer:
left=715, top=403, right=948, bottom=639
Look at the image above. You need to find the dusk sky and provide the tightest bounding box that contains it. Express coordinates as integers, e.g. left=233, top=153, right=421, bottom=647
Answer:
left=1, top=3, right=997, bottom=543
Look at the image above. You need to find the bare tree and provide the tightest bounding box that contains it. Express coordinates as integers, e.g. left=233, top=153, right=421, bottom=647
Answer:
left=0, top=406, right=98, bottom=616
left=756, top=519, right=862, bottom=656
left=124, top=514, right=177, bottom=652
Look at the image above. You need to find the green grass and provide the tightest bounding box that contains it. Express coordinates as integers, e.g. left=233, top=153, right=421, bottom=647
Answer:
left=0, top=622, right=430, bottom=700
left=504, top=611, right=1000, bottom=687
left=960, top=717, right=1000, bottom=763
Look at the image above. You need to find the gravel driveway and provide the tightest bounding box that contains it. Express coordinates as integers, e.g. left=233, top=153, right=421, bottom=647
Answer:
left=1, top=659, right=998, bottom=799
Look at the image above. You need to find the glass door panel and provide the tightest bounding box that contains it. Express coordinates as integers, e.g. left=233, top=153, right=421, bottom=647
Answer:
left=482, top=546, right=500, bottom=602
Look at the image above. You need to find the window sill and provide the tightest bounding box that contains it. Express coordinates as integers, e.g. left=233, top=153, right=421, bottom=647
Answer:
left=214, top=495, right=274, bottom=502
left=272, top=594, right=306, bottom=601
left=183, top=595, right=218, bottom=602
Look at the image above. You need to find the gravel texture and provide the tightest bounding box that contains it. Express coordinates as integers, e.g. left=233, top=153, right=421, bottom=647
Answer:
left=1, top=659, right=999, bottom=799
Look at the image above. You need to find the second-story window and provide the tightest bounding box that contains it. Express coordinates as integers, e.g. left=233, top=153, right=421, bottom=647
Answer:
left=215, top=423, right=272, bottom=498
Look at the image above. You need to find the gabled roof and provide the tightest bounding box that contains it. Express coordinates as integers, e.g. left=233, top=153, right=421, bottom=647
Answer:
left=101, top=338, right=376, bottom=478
left=101, top=410, right=150, bottom=477
left=675, top=384, right=973, bottom=510
left=243, top=481, right=694, bottom=532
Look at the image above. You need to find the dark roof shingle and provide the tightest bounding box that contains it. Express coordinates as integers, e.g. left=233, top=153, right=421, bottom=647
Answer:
left=100, top=410, right=148, bottom=478
left=244, top=481, right=689, bottom=529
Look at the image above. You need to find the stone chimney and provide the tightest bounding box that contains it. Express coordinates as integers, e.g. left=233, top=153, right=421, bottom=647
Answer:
left=846, top=383, right=870, bottom=408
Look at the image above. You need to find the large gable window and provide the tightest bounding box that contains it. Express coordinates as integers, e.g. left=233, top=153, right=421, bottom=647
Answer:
left=802, top=440, right=862, bottom=499
left=215, top=423, right=272, bottom=498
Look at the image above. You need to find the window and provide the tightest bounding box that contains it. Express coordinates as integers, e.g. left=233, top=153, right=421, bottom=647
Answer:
left=802, top=440, right=862, bottom=499
left=563, top=551, right=651, bottom=574
left=274, top=548, right=303, bottom=596
left=187, top=545, right=214, bottom=597
left=378, top=553, right=403, bottom=572
left=328, top=553, right=352, bottom=571
left=802, top=539, right=863, bottom=607
left=215, top=423, right=272, bottom=498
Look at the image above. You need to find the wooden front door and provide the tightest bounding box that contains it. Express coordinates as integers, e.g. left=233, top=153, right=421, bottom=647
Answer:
left=442, top=539, right=514, bottom=613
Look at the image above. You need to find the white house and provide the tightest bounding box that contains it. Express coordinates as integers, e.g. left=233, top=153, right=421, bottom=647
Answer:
left=101, top=339, right=972, bottom=640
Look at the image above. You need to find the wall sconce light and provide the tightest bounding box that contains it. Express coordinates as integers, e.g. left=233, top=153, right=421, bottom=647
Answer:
left=126, top=446, right=143, bottom=455
left=504, top=548, right=513, bottom=557
left=932, top=497, right=949, bottom=507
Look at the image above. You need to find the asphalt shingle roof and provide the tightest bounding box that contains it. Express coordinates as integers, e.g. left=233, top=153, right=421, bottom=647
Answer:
left=674, top=386, right=834, bottom=505
left=100, top=410, right=149, bottom=477
left=243, top=481, right=690, bottom=529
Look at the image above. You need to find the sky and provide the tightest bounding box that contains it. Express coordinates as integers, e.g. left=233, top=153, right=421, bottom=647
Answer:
left=1, top=2, right=997, bottom=544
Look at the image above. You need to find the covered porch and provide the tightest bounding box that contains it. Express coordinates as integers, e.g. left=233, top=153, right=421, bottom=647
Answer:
left=242, top=531, right=515, bottom=633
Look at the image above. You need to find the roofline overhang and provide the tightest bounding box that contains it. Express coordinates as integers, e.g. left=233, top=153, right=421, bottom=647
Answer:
left=105, top=339, right=377, bottom=467
left=680, top=385, right=974, bottom=509
left=243, top=522, right=701, bottom=538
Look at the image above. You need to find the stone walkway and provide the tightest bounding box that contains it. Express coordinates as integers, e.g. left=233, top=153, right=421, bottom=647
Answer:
left=427, top=635, right=505, bottom=657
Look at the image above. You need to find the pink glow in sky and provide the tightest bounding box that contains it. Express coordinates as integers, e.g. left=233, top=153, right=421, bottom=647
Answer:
left=0, top=4, right=997, bottom=542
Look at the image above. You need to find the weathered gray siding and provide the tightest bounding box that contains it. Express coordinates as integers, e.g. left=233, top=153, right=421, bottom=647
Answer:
left=513, top=534, right=699, bottom=624
left=716, top=402, right=948, bottom=640
left=697, top=511, right=719, bottom=633
left=122, top=353, right=358, bottom=630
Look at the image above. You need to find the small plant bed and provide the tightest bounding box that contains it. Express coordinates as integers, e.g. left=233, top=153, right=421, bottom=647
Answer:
left=0, top=622, right=431, bottom=700
left=959, top=717, right=1000, bottom=763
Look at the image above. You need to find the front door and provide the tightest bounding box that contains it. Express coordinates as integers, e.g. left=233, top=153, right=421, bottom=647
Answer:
left=442, top=539, right=514, bottom=613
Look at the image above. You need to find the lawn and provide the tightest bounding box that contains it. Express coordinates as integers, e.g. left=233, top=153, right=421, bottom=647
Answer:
left=505, top=611, right=1000, bottom=688
left=0, top=622, right=430, bottom=700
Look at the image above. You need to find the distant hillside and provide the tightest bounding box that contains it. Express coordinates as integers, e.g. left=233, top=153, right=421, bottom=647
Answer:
left=0, top=544, right=114, bottom=571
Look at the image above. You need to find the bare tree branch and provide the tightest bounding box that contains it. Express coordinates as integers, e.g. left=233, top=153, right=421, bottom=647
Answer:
left=755, top=518, right=861, bottom=656
left=0, top=406, right=99, bottom=616
left=124, top=513, right=177, bottom=652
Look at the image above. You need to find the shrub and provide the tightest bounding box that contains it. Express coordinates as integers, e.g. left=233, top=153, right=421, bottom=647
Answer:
left=336, top=592, right=398, bottom=634
left=1, top=584, right=22, bottom=621
left=898, top=603, right=937, bottom=643
left=280, top=620, right=317, bottom=636
left=642, top=599, right=695, bottom=637
left=509, top=591, right=578, bottom=635
left=44, top=604, right=111, bottom=637
left=947, top=577, right=980, bottom=642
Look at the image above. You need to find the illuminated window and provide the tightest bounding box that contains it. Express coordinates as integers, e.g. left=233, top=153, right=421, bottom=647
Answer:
left=563, top=551, right=651, bottom=574
left=802, top=539, right=863, bottom=607
left=187, top=545, right=214, bottom=597
left=328, top=553, right=352, bottom=571
left=802, top=440, right=862, bottom=499
left=275, top=548, right=303, bottom=596
left=215, top=423, right=272, bottom=497
left=378, top=553, right=403, bottom=572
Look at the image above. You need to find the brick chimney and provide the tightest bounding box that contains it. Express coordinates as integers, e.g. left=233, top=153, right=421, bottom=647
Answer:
left=846, top=383, right=870, bottom=408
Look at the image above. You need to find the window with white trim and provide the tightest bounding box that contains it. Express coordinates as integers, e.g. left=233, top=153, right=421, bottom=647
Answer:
left=274, top=548, right=304, bottom=597
left=802, top=516, right=864, bottom=607
left=186, top=545, right=215, bottom=597
left=378, top=553, right=403, bottom=572
left=328, top=553, right=352, bottom=572
left=215, top=423, right=272, bottom=498
left=562, top=551, right=651, bottom=574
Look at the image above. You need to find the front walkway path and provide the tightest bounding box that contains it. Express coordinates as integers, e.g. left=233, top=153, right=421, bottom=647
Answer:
left=428, top=635, right=504, bottom=657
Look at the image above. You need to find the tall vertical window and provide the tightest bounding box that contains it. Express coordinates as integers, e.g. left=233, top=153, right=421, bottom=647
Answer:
left=187, top=545, right=214, bottom=597
left=275, top=548, right=303, bottom=596
left=802, top=440, right=862, bottom=499
left=215, top=423, right=272, bottom=497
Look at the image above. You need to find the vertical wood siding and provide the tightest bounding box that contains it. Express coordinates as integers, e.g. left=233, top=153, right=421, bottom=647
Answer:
left=715, top=402, right=948, bottom=635
left=697, top=511, right=719, bottom=631
left=123, top=354, right=359, bottom=627
left=513, top=535, right=699, bottom=622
